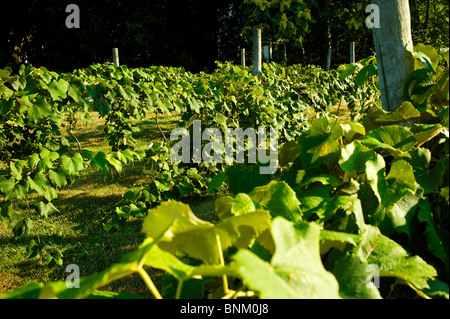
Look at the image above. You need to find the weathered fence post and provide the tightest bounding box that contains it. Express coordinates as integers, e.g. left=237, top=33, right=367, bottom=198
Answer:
left=264, top=45, right=270, bottom=63
left=113, top=48, right=120, bottom=66
left=241, top=48, right=246, bottom=67
left=253, top=27, right=262, bottom=79
left=112, top=48, right=125, bottom=144
left=326, top=48, right=332, bottom=70
left=372, top=0, right=414, bottom=112
left=350, top=42, right=355, bottom=64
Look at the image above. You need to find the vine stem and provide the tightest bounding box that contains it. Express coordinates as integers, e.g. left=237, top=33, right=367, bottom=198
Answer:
left=175, top=280, right=184, bottom=300
left=215, top=229, right=229, bottom=293
left=69, top=130, right=82, bottom=151
left=137, top=268, right=163, bottom=299
left=155, top=113, right=167, bottom=143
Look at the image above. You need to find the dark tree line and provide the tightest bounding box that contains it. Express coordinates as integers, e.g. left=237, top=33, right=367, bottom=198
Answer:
left=1, top=0, right=448, bottom=73
left=0, top=0, right=247, bottom=73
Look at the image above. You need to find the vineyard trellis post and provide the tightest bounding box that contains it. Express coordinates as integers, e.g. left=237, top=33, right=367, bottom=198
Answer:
left=113, top=48, right=120, bottom=66
left=350, top=42, right=356, bottom=64
left=253, top=27, right=262, bottom=79
left=326, top=48, right=332, bottom=70
left=372, top=0, right=414, bottom=111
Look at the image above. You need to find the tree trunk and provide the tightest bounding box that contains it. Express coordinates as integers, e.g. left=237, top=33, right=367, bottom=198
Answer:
left=372, top=0, right=415, bottom=111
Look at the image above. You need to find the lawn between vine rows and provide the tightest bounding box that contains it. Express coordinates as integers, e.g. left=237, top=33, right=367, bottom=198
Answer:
left=0, top=43, right=448, bottom=299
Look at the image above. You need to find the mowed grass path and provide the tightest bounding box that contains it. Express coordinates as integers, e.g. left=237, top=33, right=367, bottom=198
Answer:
left=0, top=111, right=216, bottom=298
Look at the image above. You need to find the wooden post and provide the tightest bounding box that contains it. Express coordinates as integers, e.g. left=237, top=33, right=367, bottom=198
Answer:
left=372, top=0, right=414, bottom=111
left=283, top=43, right=287, bottom=63
left=113, top=48, right=120, bottom=66
left=269, top=42, right=273, bottom=61
left=264, top=45, right=270, bottom=63
left=326, top=48, right=332, bottom=71
left=253, top=28, right=262, bottom=79
left=241, top=48, right=246, bottom=67
left=350, top=42, right=355, bottom=64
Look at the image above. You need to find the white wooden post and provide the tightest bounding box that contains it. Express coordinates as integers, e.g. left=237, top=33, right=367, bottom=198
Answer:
left=350, top=42, right=355, bottom=64
left=372, top=0, right=414, bottom=111
left=253, top=28, right=262, bottom=78
left=241, top=48, right=246, bottom=67
left=113, top=48, right=120, bottom=66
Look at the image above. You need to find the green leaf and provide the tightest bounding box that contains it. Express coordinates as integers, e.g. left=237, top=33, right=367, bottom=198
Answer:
left=412, top=124, right=445, bottom=148
left=410, top=149, right=447, bottom=194
left=106, top=155, right=123, bottom=173
left=361, top=226, right=437, bottom=290
left=48, top=169, right=67, bottom=188
left=37, top=148, right=59, bottom=171
left=214, top=196, right=234, bottom=220
left=361, top=184, right=424, bottom=237
left=319, top=229, right=360, bottom=255
left=225, top=164, right=273, bottom=195
left=417, top=199, right=449, bottom=269
left=188, top=97, right=201, bottom=113
left=24, top=96, right=52, bottom=123
left=230, top=193, right=256, bottom=216
left=27, top=173, right=49, bottom=195
left=28, top=153, right=40, bottom=169
left=0, top=283, right=44, bottom=299
left=207, top=172, right=228, bottom=194
left=340, top=63, right=359, bottom=80
left=60, top=154, right=84, bottom=176
left=36, top=201, right=59, bottom=218
left=68, top=81, right=88, bottom=107
left=232, top=218, right=341, bottom=299
left=249, top=181, right=302, bottom=222
left=298, top=175, right=342, bottom=189
left=298, top=117, right=342, bottom=168
left=412, top=43, right=441, bottom=72
left=360, top=125, right=417, bottom=157
left=82, top=151, right=109, bottom=173
left=362, top=102, right=421, bottom=132
left=354, top=64, right=377, bottom=86
left=339, top=141, right=374, bottom=173
left=422, top=279, right=449, bottom=299
left=279, top=141, right=301, bottom=166
left=142, top=201, right=271, bottom=264
left=93, top=100, right=110, bottom=116
left=330, top=252, right=382, bottom=299
left=156, top=97, right=172, bottom=115
left=48, top=78, right=69, bottom=101
left=10, top=160, right=27, bottom=181
left=8, top=213, right=34, bottom=237
left=365, top=155, right=417, bottom=209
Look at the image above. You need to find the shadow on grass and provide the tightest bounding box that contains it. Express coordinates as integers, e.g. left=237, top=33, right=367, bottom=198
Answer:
left=0, top=186, right=218, bottom=298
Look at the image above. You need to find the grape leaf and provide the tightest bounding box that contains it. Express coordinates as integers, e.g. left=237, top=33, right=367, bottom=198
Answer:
left=232, top=217, right=341, bottom=299
left=142, top=201, right=271, bottom=264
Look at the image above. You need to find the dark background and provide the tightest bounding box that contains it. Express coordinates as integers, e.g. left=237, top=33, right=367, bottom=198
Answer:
left=1, top=0, right=448, bottom=73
